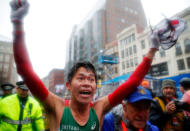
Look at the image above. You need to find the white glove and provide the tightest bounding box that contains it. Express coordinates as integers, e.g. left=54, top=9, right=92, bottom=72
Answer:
left=10, top=0, right=29, bottom=22
left=149, top=30, right=160, bottom=50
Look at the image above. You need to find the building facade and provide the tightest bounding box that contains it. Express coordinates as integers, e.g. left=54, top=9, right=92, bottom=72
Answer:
left=66, top=0, right=147, bottom=72
left=117, top=7, right=190, bottom=79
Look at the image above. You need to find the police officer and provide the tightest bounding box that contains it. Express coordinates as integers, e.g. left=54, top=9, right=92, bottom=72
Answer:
left=0, top=81, right=45, bottom=131
left=0, top=83, right=15, bottom=99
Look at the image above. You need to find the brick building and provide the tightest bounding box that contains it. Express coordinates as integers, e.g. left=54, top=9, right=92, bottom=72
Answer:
left=48, top=69, right=65, bottom=96
left=0, top=35, right=18, bottom=95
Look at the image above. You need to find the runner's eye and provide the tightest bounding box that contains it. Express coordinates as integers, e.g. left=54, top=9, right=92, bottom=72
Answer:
left=89, top=78, right=95, bottom=82
left=77, top=77, right=84, bottom=81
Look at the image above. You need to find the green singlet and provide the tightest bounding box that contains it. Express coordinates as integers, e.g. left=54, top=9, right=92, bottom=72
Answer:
left=59, top=107, right=99, bottom=131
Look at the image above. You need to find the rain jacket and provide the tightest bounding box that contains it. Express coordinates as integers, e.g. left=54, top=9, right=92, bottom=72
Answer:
left=0, top=94, right=45, bottom=131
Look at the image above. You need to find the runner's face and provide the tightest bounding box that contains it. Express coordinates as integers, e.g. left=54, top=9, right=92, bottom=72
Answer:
left=124, top=100, right=151, bottom=129
left=68, top=67, right=96, bottom=104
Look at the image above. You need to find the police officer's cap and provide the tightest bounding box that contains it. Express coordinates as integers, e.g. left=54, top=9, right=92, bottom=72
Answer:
left=16, top=81, right=28, bottom=90
left=0, top=83, right=15, bottom=91
left=180, top=77, right=190, bottom=89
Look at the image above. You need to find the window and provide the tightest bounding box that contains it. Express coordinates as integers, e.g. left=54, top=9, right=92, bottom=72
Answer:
left=122, top=61, right=125, bottom=70
left=115, top=67, right=118, bottom=74
left=120, top=41, right=123, bottom=47
left=129, top=8, right=133, bottom=13
left=186, top=57, right=190, bottom=69
left=175, top=42, right=182, bottom=56
left=141, top=40, right=145, bottom=49
left=133, top=45, right=137, bottom=54
left=124, top=38, right=127, bottom=45
left=134, top=57, right=138, bottom=66
left=128, top=36, right=132, bottom=43
left=132, top=34, right=135, bottom=41
left=3, top=64, right=9, bottom=73
left=184, top=39, right=190, bottom=53
left=129, top=47, right=132, bottom=55
left=3, top=73, right=7, bottom=78
left=125, top=48, right=128, bottom=57
left=121, top=50, right=124, bottom=58
left=125, top=7, right=129, bottom=11
left=177, top=59, right=185, bottom=70
left=4, top=47, right=10, bottom=52
left=5, top=55, right=10, bottom=62
left=160, top=49, right=166, bottom=57
left=126, top=60, right=129, bottom=68
left=134, top=11, right=138, bottom=15
left=121, top=19, right=125, bottom=23
left=149, top=62, right=168, bottom=77
left=130, top=59, right=134, bottom=67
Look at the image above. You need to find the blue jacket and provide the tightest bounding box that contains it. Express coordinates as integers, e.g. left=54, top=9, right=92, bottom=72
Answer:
left=103, top=112, right=159, bottom=131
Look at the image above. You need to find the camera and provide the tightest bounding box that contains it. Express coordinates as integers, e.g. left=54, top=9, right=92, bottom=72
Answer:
left=173, top=99, right=189, bottom=111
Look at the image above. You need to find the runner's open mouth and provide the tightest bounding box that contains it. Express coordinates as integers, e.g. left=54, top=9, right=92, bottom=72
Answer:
left=79, top=91, right=91, bottom=95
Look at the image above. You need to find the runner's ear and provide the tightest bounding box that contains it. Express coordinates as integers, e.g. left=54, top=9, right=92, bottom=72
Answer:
left=121, top=100, right=127, bottom=109
left=66, top=82, right=71, bottom=91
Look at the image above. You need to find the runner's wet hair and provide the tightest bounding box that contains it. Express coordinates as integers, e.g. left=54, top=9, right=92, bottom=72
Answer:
left=67, top=61, right=97, bottom=83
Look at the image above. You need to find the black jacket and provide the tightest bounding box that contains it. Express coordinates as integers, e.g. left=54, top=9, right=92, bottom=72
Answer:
left=149, top=96, right=173, bottom=131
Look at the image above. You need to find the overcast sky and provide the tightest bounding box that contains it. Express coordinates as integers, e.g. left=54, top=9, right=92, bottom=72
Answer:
left=0, top=0, right=190, bottom=78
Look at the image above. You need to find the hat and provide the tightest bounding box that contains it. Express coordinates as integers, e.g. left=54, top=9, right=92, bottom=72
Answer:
left=141, top=80, right=149, bottom=88
left=125, top=86, right=152, bottom=103
left=180, top=77, right=190, bottom=89
left=16, top=81, right=28, bottom=90
left=162, top=79, right=176, bottom=89
left=1, top=83, right=15, bottom=91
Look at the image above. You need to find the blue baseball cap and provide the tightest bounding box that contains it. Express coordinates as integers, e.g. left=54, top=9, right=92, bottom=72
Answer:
left=126, top=86, right=153, bottom=103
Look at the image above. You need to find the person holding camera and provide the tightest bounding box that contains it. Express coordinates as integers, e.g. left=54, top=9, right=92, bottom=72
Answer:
left=149, top=79, right=185, bottom=131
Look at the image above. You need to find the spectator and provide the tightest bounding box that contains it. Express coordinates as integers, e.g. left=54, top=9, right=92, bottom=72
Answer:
left=179, top=77, right=190, bottom=130
left=141, top=80, right=155, bottom=97
left=0, top=81, right=45, bottom=131
left=179, top=77, right=190, bottom=94
left=102, top=86, right=159, bottom=131
left=0, top=83, right=15, bottom=100
left=149, top=79, right=185, bottom=131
